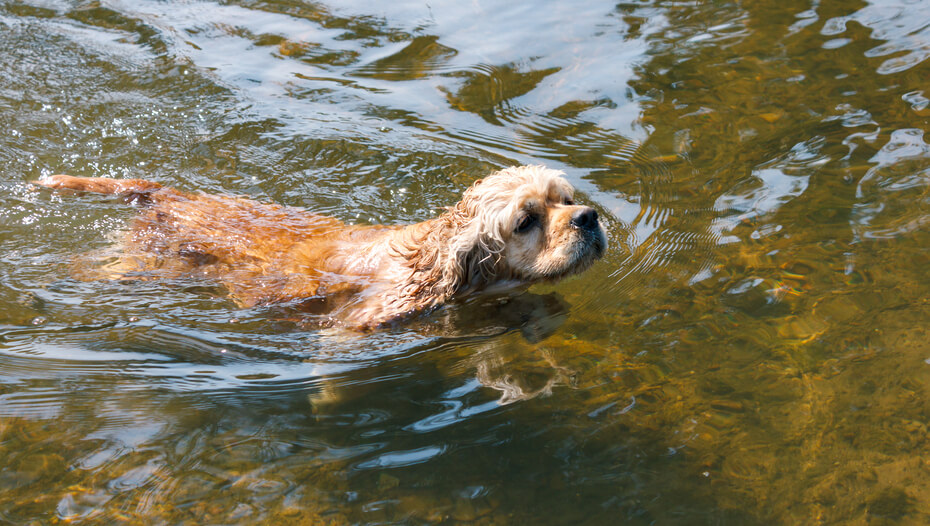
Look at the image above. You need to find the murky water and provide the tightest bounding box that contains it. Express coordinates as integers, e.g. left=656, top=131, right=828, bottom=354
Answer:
left=2, top=0, right=929, bottom=523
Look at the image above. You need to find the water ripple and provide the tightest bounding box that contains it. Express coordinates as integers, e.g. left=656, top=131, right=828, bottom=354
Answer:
left=822, top=0, right=930, bottom=74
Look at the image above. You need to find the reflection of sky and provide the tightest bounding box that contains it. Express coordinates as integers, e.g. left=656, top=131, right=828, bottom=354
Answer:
left=103, top=0, right=664, bottom=142
left=852, top=128, right=930, bottom=240
left=356, top=445, right=445, bottom=468
left=0, top=323, right=436, bottom=408
left=710, top=138, right=825, bottom=244
left=821, top=0, right=930, bottom=74
left=711, top=168, right=809, bottom=244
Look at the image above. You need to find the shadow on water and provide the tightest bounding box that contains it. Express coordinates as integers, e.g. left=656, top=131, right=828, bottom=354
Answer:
left=1, top=0, right=930, bottom=523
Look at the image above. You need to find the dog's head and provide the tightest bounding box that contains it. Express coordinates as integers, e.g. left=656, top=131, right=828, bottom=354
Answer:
left=439, top=165, right=607, bottom=293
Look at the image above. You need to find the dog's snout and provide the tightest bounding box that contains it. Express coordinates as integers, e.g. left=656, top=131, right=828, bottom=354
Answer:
left=570, top=207, right=598, bottom=230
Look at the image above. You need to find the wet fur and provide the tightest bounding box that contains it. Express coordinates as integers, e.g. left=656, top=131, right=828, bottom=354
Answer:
left=34, top=166, right=606, bottom=328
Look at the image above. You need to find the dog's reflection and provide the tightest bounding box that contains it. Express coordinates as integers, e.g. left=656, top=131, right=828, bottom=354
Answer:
left=306, top=290, right=579, bottom=410
left=472, top=343, right=578, bottom=405
left=411, top=290, right=569, bottom=342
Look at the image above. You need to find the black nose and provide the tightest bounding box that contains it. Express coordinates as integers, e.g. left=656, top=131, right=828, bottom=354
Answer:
left=570, top=207, right=598, bottom=230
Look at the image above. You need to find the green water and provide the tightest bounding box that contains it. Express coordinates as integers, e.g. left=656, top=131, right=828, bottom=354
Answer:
left=2, top=0, right=929, bottom=523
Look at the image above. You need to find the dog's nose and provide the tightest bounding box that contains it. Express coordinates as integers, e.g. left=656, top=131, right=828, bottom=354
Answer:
left=570, top=207, right=599, bottom=230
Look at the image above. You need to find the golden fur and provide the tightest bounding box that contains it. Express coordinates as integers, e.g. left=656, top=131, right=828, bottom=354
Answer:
left=34, top=166, right=606, bottom=328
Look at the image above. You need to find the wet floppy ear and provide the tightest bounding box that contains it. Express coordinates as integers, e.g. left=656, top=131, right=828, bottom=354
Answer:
left=443, top=226, right=502, bottom=294
left=436, top=190, right=505, bottom=295
left=403, top=180, right=506, bottom=301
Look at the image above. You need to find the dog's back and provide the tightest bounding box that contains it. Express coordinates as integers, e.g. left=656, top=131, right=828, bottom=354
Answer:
left=34, top=175, right=384, bottom=308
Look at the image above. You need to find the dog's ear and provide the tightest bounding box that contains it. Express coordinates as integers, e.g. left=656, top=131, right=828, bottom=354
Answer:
left=441, top=223, right=502, bottom=295
left=432, top=186, right=507, bottom=297
left=397, top=188, right=505, bottom=302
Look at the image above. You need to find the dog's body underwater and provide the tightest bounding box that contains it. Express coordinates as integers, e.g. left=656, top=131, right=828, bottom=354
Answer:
left=35, top=166, right=606, bottom=328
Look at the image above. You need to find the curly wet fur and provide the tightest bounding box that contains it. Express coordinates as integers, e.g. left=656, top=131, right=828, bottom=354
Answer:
left=34, top=165, right=606, bottom=328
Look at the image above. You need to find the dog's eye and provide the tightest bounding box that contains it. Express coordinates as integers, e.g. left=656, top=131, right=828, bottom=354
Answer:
left=564, top=198, right=575, bottom=205
left=515, top=213, right=537, bottom=233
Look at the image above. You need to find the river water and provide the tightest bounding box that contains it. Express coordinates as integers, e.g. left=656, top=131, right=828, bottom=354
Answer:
left=2, top=0, right=929, bottom=523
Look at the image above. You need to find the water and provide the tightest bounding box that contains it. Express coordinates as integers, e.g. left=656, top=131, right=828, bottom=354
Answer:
left=2, top=0, right=930, bottom=523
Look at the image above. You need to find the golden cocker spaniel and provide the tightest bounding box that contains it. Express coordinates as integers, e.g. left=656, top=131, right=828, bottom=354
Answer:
left=35, top=165, right=607, bottom=328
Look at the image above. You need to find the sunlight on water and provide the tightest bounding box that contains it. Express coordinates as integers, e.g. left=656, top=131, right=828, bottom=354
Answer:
left=2, top=0, right=930, bottom=523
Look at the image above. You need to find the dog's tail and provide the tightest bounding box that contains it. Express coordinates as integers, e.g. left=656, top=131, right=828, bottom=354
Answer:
left=33, top=174, right=167, bottom=202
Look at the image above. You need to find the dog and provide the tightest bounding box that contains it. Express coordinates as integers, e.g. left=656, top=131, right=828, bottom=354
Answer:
left=34, top=165, right=607, bottom=329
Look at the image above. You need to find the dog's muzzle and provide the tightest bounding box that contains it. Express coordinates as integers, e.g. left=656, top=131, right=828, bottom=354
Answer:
left=570, top=207, right=599, bottom=231
left=570, top=206, right=607, bottom=261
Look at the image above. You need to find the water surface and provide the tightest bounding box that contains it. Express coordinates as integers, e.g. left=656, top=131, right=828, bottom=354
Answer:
left=2, top=0, right=930, bottom=523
